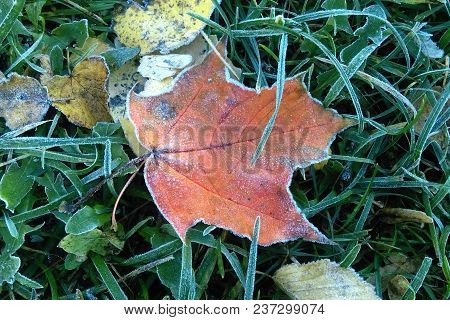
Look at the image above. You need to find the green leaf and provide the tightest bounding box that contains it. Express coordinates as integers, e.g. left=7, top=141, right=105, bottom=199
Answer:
left=15, top=272, right=43, bottom=289
left=0, top=223, right=43, bottom=254
left=3, top=212, right=18, bottom=238
left=0, top=159, right=37, bottom=211
left=196, top=247, right=217, bottom=299
left=0, top=253, right=20, bottom=285
left=340, top=5, right=387, bottom=63
left=322, top=0, right=352, bottom=34
left=101, top=47, right=140, bottom=68
left=47, top=19, right=89, bottom=50
left=64, top=253, right=86, bottom=270
left=24, top=0, right=46, bottom=27
left=35, top=171, right=67, bottom=202
left=58, top=229, right=124, bottom=257
left=65, top=206, right=110, bottom=235
left=93, top=122, right=133, bottom=175
left=151, top=232, right=182, bottom=298
left=49, top=45, right=64, bottom=75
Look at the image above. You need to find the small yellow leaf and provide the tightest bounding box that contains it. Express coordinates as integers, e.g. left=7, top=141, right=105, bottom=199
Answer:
left=113, top=0, right=220, bottom=54
left=0, top=73, right=50, bottom=129
left=388, top=275, right=410, bottom=300
left=120, top=118, right=147, bottom=156
left=47, top=56, right=112, bottom=128
left=273, top=260, right=378, bottom=300
left=377, top=208, right=433, bottom=224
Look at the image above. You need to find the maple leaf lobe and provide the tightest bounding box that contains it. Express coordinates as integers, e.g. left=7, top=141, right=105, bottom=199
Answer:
left=129, top=43, right=351, bottom=245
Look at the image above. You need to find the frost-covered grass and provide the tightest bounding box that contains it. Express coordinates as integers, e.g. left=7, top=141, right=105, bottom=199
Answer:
left=0, top=0, right=449, bottom=300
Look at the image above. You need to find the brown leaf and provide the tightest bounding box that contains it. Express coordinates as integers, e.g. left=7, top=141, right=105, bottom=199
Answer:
left=128, top=42, right=352, bottom=245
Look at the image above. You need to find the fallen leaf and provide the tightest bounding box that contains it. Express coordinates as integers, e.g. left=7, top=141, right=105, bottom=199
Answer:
left=120, top=118, right=147, bottom=156
left=46, top=56, right=112, bottom=128
left=388, top=275, right=410, bottom=300
left=273, top=260, right=378, bottom=299
left=0, top=73, right=50, bottom=129
left=58, top=229, right=124, bottom=257
left=377, top=208, right=433, bottom=224
left=113, top=0, right=220, bottom=54
left=138, top=54, right=193, bottom=81
left=367, top=253, right=421, bottom=291
left=108, top=60, right=146, bottom=121
left=128, top=43, right=351, bottom=245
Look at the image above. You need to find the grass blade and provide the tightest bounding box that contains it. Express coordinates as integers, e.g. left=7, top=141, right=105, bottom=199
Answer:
left=178, top=241, right=196, bottom=300
left=91, top=254, right=128, bottom=300
left=251, top=33, right=288, bottom=164
left=0, top=0, right=25, bottom=45
left=402, top=257, right=433, bottom=300
left=244, top=216, right=260, bottom=300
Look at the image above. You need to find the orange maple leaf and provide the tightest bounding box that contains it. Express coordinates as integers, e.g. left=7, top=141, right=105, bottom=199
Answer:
left=128, top=43, right=352, bottom=245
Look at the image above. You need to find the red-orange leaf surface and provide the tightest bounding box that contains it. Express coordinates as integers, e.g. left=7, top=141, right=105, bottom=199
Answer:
left=128, top=43, right=351, bottom=245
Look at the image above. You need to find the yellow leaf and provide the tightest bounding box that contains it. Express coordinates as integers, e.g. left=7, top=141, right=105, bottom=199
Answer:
left=120, top=118, right=147, bottom=156
left=388, top=275, right=409, bottom=300
left=47, top=56, right=112, bottom=128
left=273, top=260, right=378, bottom=300
left=108, top=60, right=146, bottom=122
left=377, top=208, right=433, bottom=224
left=0, top=73, right=50, bottom=129
left=113, top=0, right=220, bottom=54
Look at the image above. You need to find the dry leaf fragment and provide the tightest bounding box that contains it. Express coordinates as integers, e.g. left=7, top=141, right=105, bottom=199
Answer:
left=138, top=54, right=193, bottom=80
left=0, top=73, right=50, bottom=129
left=367, top=253, right=421, bottom=292
left=377, top=208, right=433, bottom=224
left=273, top=260, right=378, bottom=300
left=388, top=275, right=410, bottom=300
left=46, top=56, right=112, bottom=128
left=113, top=0, right=221, bottom=54
left=128, top=42, right=351, bottom=245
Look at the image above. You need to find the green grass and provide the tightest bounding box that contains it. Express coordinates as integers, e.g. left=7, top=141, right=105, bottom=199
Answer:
left=0, top=0, right=449, bottom=300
